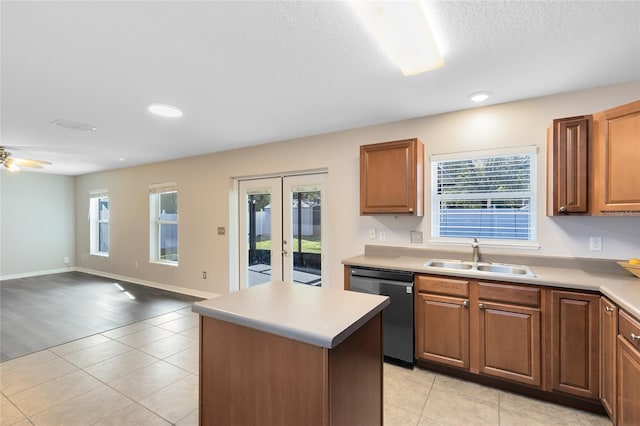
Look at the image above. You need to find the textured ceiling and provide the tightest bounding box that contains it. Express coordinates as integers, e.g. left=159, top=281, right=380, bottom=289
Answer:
left=1, top=1, right=639, bottom=175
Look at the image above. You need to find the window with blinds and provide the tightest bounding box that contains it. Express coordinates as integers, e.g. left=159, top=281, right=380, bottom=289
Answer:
left=431, top=147, right=537, bottom=242
left=149, top=182, right=178, bottom=264
left=89, top=189, right=109, bottom=255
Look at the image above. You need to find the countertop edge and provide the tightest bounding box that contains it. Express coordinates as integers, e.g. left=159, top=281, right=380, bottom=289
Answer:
left=192, top=287, right=390, bottom=349
left=343, top=254, right=640, bottom=319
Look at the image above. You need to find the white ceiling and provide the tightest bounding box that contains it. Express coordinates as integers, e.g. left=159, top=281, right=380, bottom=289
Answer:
left=2, top=1, right=639, bottom=175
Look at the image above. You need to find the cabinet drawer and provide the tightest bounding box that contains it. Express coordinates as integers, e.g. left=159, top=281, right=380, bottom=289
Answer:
left=478, top=281, right=541, bottom=307
left=416, top=275, right=469, bottom=297
left=619, top=310, right=640, bottom=349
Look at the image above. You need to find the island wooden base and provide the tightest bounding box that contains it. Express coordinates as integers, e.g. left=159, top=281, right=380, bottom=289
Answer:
left=199, top=313, right=383, bottom=426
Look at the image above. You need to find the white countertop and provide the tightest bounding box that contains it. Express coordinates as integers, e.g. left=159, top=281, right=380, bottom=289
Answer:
left=192, top=281, right=390, bottom=349
left=342, top=253, right=640, bottom=319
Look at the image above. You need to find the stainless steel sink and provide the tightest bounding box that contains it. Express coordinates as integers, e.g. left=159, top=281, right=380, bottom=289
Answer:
left=476, top=264, right=530, bottom=275
left=423, top=259, right=535, bottom=277
left=424, top=260, right=473, bottom=270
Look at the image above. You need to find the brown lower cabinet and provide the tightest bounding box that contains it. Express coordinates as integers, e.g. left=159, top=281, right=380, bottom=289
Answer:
left=600, top=297, right=618, bottom=423
left=478, top=301, right=541, bottom=386
left=414, top=275, right=470, bottom=369
left=412, top=273, right=640, bottom=426
left=617, top=310, right=640, bottom=425
left=415, top=275, right=543, bottom=387
left=550, top=290, right=600, bottom=399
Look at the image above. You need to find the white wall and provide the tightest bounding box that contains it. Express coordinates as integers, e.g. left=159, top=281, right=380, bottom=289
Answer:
left=0, top=170, right=75, bottom=278
left=71, top=81, right=640, bottom=296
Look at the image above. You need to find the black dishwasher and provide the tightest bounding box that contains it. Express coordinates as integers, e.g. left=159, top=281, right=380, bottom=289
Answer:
left=349, top=267, right=414, bottom=367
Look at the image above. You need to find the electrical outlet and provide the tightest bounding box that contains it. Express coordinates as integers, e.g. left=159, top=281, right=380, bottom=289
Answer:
left=368, top=228, right=376, bottom=240
left=63, top=256, right=69, bottom=264
left=410, top=231, right=423, bottom=243
left=202, top=271, right=207, bottom=279
left=589, top=236, right=602, bottom=251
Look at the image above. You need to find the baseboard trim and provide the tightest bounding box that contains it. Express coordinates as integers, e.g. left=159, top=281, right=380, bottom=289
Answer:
left=0, top=267, right=218, bottom=300
left=0, top=267, right=75, bottom=281
left=76, top=268, right=219, bottom=299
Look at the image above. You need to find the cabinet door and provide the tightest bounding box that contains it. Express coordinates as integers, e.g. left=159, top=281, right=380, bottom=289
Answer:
left=547, top=116, right=590, bottom=215
left=600, top=297, right=617, bottom=423
left=478, top=301, right=541, bottom=386
left=416, top=293, right=469, bottom=369
left=617, top=336, right=640, bottom=426
left=592, top=100, right=640, bottom=214
left=360, top=138, right=424, bottom=216
left=551, top=290, right=599, bottom=399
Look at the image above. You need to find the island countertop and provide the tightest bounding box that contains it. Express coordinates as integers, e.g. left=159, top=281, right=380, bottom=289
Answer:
left=192, top=281, right=390, bottom=349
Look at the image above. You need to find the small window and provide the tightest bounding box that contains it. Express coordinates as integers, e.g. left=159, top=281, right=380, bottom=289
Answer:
left=89, top=190, right=109, bottom=255
left=431, top=147, right=537, bottom=243
left=150, top=183, right=178, bottom=264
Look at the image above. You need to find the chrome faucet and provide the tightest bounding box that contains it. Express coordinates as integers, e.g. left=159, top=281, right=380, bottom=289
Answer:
left=471, top=237, right=480, bottom=264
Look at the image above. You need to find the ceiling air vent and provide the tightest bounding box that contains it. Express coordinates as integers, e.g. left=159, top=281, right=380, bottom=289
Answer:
left=50, top=119, right=97, bottom=132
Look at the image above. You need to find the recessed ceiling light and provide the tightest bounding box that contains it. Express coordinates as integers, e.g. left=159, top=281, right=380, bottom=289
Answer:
left=148, top=103, right=183, bottom=118
left=469, top=91, right=492, bottom=103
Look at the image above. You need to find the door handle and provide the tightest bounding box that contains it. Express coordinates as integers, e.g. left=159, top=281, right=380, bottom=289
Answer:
left=605, top=306, right=613, bottom=313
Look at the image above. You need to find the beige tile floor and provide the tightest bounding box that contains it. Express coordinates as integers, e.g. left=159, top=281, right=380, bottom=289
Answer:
left=1, top=306, right=612, bottom=426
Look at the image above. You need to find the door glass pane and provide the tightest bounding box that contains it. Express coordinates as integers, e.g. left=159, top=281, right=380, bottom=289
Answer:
left=289, top=186, right=322, bottom=286
left=247, top=192, right=272, bottom=287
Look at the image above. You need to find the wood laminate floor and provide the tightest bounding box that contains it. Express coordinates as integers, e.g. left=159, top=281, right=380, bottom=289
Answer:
left=0, top=272, right=201, bottom=361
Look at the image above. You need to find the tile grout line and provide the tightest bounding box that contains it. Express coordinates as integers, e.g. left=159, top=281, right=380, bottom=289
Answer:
left=2, top=318, right=195, bottom=426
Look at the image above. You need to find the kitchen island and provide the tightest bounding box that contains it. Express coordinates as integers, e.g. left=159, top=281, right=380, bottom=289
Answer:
left=192, top=281, right=389, bottom=426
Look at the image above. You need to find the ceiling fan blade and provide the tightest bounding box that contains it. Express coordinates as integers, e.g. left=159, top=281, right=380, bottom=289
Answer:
left=10, top=157, right=52, bottom=166
left=6, top=158, right=43, bottom=169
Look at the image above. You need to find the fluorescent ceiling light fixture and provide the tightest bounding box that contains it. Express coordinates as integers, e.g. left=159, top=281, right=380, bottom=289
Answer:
left=469, top=91, right=492, bottom=103
left=50, top=119, right=97, bottom=132
left=148, top=103, right=183, bottom=118
left=350, top=0, right=443, bottom=76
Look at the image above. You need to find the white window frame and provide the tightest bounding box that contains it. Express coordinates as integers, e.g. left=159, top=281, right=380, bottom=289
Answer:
left=430, top=146, right=538, bottom=248
left=149, top=182, right=179, bottom=265
left=89, top=189, right=109, bottom=256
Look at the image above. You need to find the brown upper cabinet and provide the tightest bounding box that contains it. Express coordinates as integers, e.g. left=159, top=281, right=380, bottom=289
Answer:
left=360, top=138, right=424, bottom=216
left=592, top=100, right=640, bottom=215
left=547, top=116, right=591, bottom=215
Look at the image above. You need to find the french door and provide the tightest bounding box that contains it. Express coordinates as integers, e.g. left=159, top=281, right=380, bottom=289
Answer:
left=238, top=173, right=327, bottom=289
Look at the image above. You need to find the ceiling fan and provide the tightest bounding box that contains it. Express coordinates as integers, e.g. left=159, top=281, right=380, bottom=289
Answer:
left=0, top=146, right=51, bottom=171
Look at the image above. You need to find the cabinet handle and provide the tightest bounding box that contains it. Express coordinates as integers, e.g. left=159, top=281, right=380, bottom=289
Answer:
left=559, top=206, right=567, bottom=213
left=478, top=303, right=485, bottom=309
left=462, top=300, right=469, bottom=308
left=631, top=333, right=640, bottom=341
left=409, top=208, right=414, bottom=213
left=605, top=306, right=613, bottom=313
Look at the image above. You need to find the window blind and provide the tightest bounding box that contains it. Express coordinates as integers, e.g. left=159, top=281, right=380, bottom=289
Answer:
left=149, top=182, right=177, bottom=194
left=431, top=148, right=536, bottom=241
